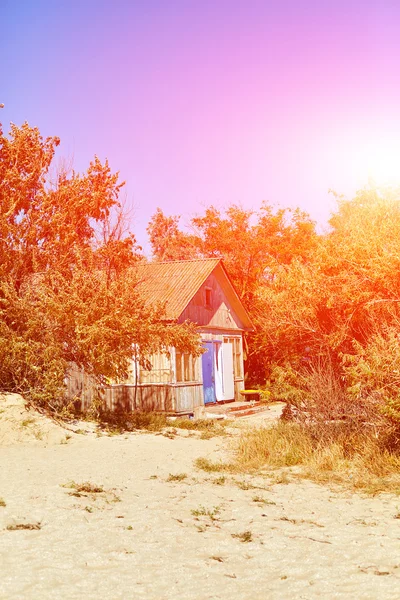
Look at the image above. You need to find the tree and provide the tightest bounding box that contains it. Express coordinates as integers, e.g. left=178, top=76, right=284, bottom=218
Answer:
left=0, top=122, right=200, bottom=410
left=251, top=184, right=400, bottom=446
left=147, top=203, right=318, bottom=382
left=146, top=208, right=200, bottom=261
left=147, top=203, right=317, bottom=306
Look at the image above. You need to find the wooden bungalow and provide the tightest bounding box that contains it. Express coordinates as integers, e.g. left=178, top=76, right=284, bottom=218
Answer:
left=71, top=258, right=253, bottom=414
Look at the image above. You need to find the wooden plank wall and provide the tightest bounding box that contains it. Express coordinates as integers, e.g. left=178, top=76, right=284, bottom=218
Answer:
left=175, top=383, right=203, bottom=413
left=67, top=366, right=203, bottom=414
left=100, top=385, right=175, bottom=413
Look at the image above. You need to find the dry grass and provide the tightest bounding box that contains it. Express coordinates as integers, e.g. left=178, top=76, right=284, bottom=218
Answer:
left=62, top=480, right=121, bottom=505
left=174, top=418, right=227, bottom=430
left=6, top=522, right=41, bottom=531
left=98, top=411, right=169, bottom=433
left=234, top=422, right=400, bottom=494
left=63, top=481, right=105, bottom=495
left=191, top=505, right=221, bottom=520
left=236, top=422, right=314, bottom=469
left=173, top=418, right=231, bottom=437
left=194, top=457, right=232, bottom=473
left=97, top=413, right=232, bottom=437
left=231, top=530, right=253, bottom=543
left=211, top=476, right=227, bottom=485
left=166, top=473, right=187, bottom=482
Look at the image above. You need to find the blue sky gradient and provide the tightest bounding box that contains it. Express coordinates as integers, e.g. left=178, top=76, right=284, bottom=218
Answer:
left=2, top=1, right=400, bottom=251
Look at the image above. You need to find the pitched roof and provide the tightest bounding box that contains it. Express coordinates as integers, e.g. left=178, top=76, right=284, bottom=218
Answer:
left=136, top=258, right=221, bottom=320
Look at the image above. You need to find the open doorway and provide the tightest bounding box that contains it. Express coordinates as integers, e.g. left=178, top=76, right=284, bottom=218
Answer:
left=201, top=341, right=235, bottom=404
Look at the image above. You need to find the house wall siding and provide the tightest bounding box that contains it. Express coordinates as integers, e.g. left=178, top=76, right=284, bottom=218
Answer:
left=101, top=384, right=175, bottom=412
left=178, top=272, right=245, bottom=330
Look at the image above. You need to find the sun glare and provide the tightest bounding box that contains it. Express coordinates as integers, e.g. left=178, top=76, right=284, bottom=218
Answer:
left=360, top=141, right=400, bottom=187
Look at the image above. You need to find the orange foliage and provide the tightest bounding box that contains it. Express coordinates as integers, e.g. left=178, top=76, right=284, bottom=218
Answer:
left=0, top=122, right=200, bottom=409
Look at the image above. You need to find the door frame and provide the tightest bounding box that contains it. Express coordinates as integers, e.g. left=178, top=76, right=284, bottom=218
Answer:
left=201, top=341, right=216, bottom=404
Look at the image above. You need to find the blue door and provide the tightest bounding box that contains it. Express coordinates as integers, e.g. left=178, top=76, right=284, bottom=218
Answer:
left=201, top=342, right=216, bottom=404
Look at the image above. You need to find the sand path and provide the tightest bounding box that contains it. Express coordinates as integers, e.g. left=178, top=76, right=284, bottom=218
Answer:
left=0, top=398, right=399, bottom=599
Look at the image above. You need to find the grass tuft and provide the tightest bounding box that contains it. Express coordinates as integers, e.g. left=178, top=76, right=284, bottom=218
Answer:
left=166, top=473, right=187, bottom=482
left=211, top=476, right=227, bottom=485
left=20, top=418, right=35, bottom=428
left=191, top=505, right=221, bottom=520
left=232, top=530, right=253, bottom=543
left=252, top=495, right=275, bottom=505
left=194, top=457, right=230, bottom=473
left=64, top=481, right=105, bottom=494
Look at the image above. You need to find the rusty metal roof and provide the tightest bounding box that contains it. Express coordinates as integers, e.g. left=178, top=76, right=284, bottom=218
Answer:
left=136, top=258, right=221, bottom=320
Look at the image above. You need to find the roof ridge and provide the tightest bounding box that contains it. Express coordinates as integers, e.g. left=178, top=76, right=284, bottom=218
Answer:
left=147, top=257, right=221, bottom=265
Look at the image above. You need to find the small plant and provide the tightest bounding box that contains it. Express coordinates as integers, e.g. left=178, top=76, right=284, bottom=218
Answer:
left=235, top=480, right=257, bottom=491
left=210, top=555, right=225, bottom=562
left=72, top=482, right=104, bottom=494
left=232, top=530, right=253, bottom=543
left=191, top=505, right=221, bottom=521
left=84, top=506, right=94, bottom=513
left=20, top=418, right=35, bottom=427
left=62, top=481, right=105, bottom=497
left=212, top=476, right=226, bottom=485
left=260, top=390, right=272, bottom=403
left=166, top=473, right=187, bottom=482
left=252, top=495, right=271, bottom=505
left=62, top=480, right=120, bottom=505
left=0, top=497, right=6, bottom=507
left=126, top=525, right=133, bottom=530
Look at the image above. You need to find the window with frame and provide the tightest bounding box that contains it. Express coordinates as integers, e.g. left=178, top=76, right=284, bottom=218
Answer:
left=175, top=351, right=199, bottom=382
left=224, top=337, right=242, bottom=378
left=139, top=352, right=172, bottom=384
left=204, top=287, right=212, bottom=309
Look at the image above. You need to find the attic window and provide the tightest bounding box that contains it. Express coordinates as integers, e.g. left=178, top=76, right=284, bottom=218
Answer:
left=205, top=287, right=212, bottom=308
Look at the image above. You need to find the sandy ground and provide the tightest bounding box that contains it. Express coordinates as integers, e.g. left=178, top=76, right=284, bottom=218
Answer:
left=0, top=394, right=400, bottom=600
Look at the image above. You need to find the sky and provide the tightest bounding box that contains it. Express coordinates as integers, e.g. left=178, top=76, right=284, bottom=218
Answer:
left=2, top=0, right=400, bottom=252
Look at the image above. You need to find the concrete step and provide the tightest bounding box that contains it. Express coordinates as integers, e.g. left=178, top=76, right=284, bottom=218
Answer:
left=225, top=404, right=271, bottom=419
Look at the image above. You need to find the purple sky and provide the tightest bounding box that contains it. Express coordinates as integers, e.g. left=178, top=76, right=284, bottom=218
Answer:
left=2, top=0, right=400, bottom=252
